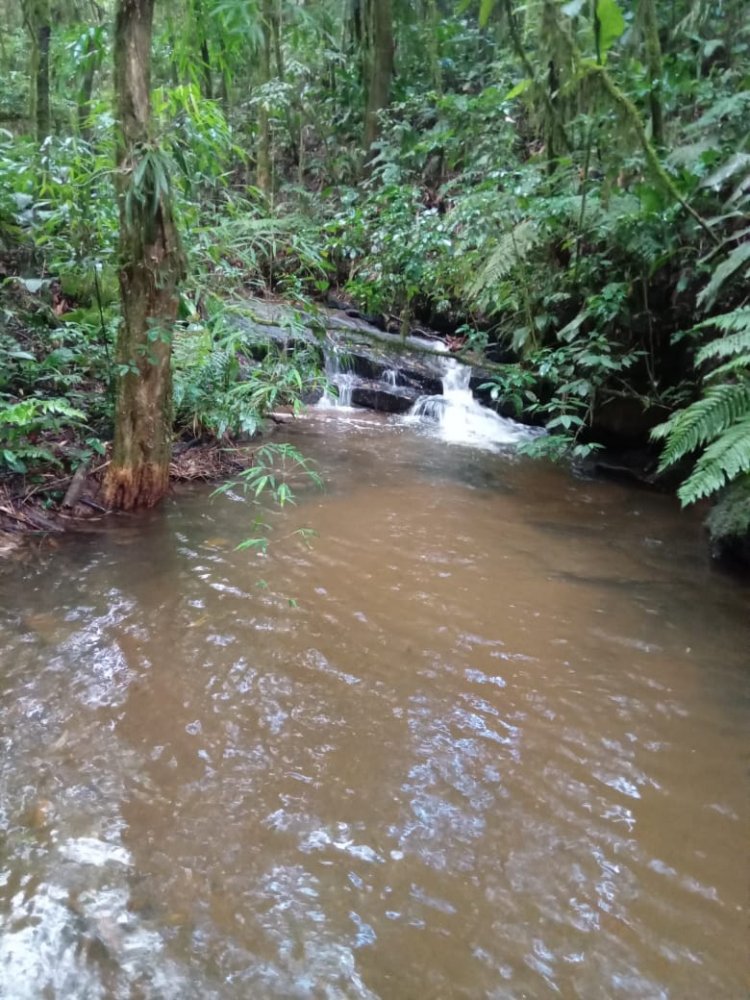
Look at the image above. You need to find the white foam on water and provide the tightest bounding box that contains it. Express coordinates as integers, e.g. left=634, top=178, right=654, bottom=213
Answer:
left=405, top=357, right=538, bottom=451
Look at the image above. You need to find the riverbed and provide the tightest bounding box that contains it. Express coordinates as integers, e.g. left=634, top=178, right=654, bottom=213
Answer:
left=0, top=409, right=748, bottom=998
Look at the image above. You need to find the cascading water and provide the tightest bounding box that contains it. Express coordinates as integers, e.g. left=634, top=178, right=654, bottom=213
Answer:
left=318, top=347, right=356, bottom=409
left=314, top=337, right=537, bottom=451
left=406, top=357, right=537, bottom=449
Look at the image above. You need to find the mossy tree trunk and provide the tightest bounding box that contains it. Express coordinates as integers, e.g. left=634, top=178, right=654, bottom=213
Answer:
left=363, top=0, right=394, bottom=154
left=104, top=0, right=185, bottom=511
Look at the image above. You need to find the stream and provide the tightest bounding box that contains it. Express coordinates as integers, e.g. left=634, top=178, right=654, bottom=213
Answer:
left=0, top=400, right=748, bottom=998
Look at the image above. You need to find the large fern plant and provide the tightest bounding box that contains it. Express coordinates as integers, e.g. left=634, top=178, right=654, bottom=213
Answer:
left=652, top=307, right=750, bottom=511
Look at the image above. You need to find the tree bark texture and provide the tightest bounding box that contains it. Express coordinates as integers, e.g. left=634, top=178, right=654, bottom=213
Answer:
left=104, top=0, right=185, bottom=511
left=363, top=0, right=394, bottom=153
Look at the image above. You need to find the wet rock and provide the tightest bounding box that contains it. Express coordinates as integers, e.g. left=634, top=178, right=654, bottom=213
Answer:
left=350, top=380, right=422, bottom=414
left=233, top=296, right=536, bottom=421
left=346, top=349, right=443, bottom=394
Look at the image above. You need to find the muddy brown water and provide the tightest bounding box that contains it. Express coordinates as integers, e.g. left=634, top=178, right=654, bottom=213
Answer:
left=0, top=411, right=748, bottom=999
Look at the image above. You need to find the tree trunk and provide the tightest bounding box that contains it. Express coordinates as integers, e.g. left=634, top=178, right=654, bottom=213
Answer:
left=36, top=0, right=51, bottom=142
left=78, top=23, right=105, bottom=139
left=21, top=0, right=49, bottom=139
left=193, top=0, right=213, bottom=99
left=256, top=0, right=273, bottom=196
left=641, top=0, right=664, bottom=146
left=78, top=53, right=97, bottom=136
left=104, top=0, right=185, bottom=511
left=426, top=0, right=442, bottom=94
left=363, top=0, right=394, bottom=153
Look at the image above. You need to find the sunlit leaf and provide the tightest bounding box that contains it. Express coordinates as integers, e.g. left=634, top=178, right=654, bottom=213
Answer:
left=596, top=0, right=625, bottom=57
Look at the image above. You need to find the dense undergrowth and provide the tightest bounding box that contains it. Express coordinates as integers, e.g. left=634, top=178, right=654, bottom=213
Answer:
left=1, top=0, right=749, bottom=558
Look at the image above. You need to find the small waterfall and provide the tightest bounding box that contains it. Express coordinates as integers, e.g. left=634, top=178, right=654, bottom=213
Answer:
left=318, top=347, right=356, bottom=409
left=408, top=357, right=535, bottom=449
left=383, top=369, right=399, bottom=387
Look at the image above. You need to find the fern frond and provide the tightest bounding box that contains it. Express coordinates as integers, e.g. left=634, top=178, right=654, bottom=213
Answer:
left=706, top=355, right=750, bottom=380
left=701, top=152, right=750, bottom=191
left=667, top=141, right=715, bottom=169
left=678, top=415, right=750, bottom=504
left=697, top=240, right=750, bottom=310
left=468, top=220, right=539, bottom=302
left=652, top=382, right=750, bottom=469
left=694, top=306, right=750, bottom=378
left=696, top=307, right=750, bottom=364
left=688, top=90, right=750, bottom=131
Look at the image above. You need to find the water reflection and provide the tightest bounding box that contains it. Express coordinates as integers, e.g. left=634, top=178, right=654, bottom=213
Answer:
left=0, top=411, right=748, bottom=998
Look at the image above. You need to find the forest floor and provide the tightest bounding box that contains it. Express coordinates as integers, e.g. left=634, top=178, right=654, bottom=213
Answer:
left=0, top=440, right=269, bottom=542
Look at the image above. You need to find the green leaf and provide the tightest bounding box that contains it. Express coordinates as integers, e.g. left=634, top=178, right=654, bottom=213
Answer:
left=697, top=242, right=750, bottom=311
left=479, top=0, right=497, bottom=28
left=505, top=79, right=532, bottom=101
left=596, top=0, right=625, bottom=57
left=235, top=537, right=269, bottom=552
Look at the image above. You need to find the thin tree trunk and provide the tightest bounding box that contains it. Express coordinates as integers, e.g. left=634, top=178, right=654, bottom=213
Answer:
left=104, top=0, right=185, bottom=511
left=36, top=10, right=51, bottom=141
left=641, top=0, right=664, bottom=145
left=21, top=0, right=46, bottom=142
left=256, top=0, right=273, bottom=196
left=270, top=0, right=301, bottom=170
left=272, top=0, right=284, bottom=81
left=363, top=0, right=394, bottom=153
left=427, top=0, right=442, bottom=94
left=78, top=55, right=97, bottom=136
left=78, top=24, right=104, bottom=139
left=193, top=0, right=213, bottom=99
left=216, top=31, right=231, bottom=112
left=29, top=28, right=40, bottom=130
